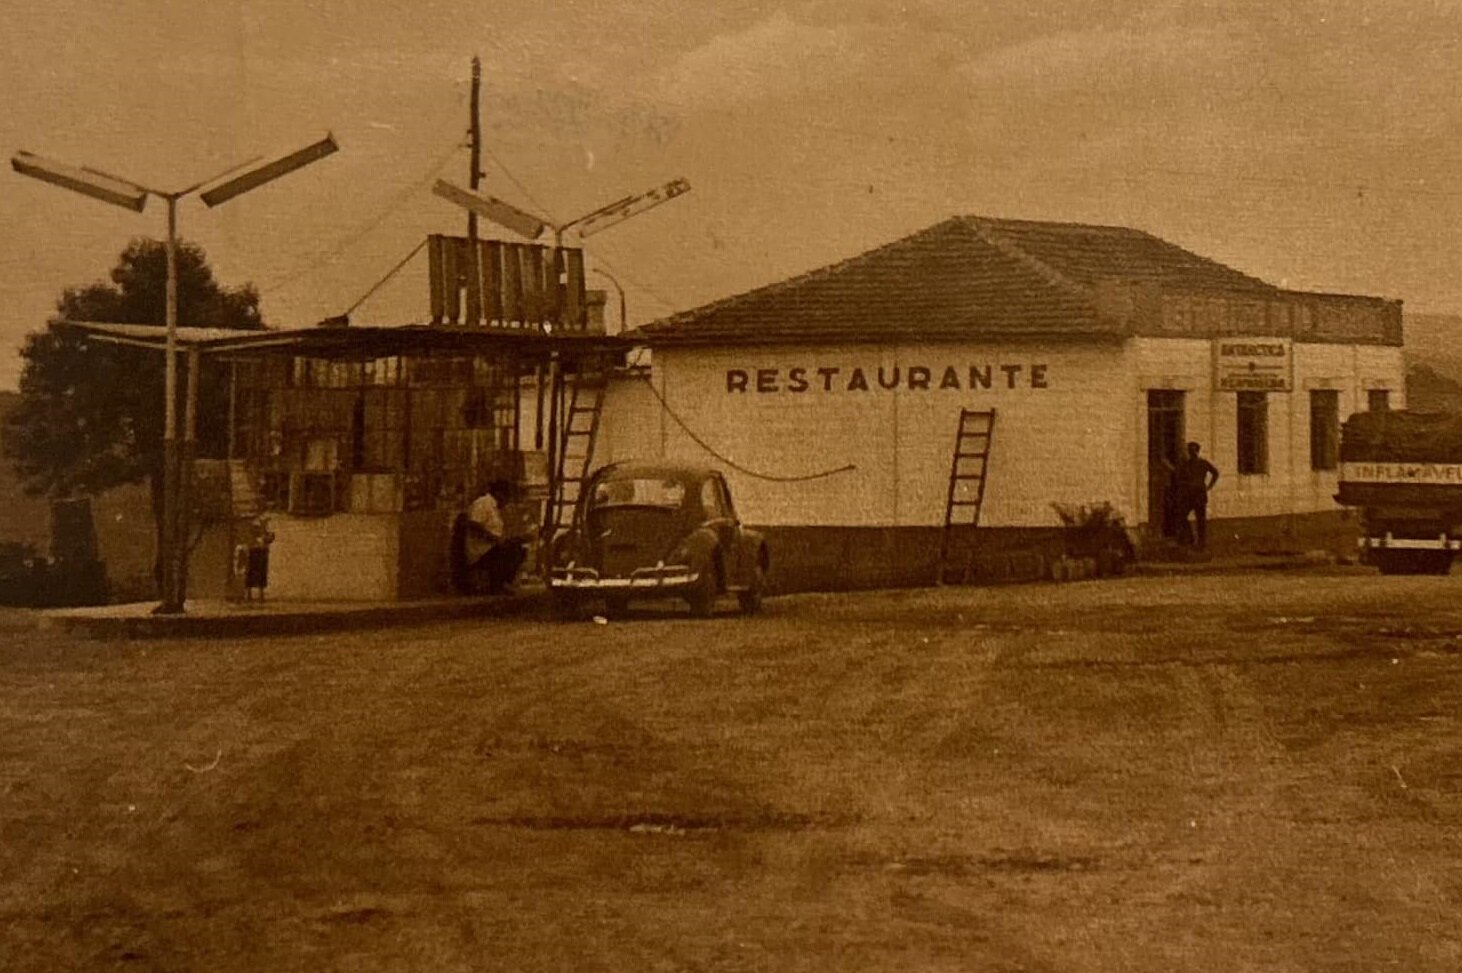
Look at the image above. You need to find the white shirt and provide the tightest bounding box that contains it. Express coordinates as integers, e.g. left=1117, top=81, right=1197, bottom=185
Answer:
left=468, top=493, right=505, bottom=538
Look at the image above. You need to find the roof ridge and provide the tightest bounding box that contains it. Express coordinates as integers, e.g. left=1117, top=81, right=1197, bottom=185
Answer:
left=638, top=217, right=973, bottom=332
left=1125, top=225, right=1277, bottom=291
left=968, top=214, right=1148, bottom=234
left=960, top=216, right=1094, bottom=301
left=968, top=215, right=1281, bottom=294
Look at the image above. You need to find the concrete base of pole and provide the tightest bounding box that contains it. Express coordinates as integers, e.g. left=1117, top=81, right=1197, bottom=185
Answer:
left=176, top=438, right=197, bottom=607
left=154, top=438, right=185, bottom=615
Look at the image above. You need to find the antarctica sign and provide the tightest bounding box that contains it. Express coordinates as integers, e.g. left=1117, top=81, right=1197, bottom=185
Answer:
left=724, top=362, right=1050, bottom=394
left=1213, top=337, right=1293, bottom=392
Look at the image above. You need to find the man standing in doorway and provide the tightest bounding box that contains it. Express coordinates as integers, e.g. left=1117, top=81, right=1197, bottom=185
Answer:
left=1175, top=442, right=1220, bottom=550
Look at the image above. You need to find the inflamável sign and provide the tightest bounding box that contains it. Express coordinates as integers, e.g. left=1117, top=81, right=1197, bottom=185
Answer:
left=1340, top=462, right=1462, bottom=485
left=1213, top=337, right=1293, bottom=392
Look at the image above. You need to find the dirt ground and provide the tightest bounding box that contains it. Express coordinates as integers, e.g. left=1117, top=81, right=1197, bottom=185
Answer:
left=3, top=568, right=1462, bottom=972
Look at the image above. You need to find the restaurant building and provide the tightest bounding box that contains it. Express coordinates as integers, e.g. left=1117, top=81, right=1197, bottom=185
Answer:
left=600, top=216, right=1405, bottom=590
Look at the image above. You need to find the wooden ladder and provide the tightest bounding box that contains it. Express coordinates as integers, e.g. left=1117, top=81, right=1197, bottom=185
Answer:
left=545, top=364, right=608, bottom=544
left=938, top=409, right=997, bottom=584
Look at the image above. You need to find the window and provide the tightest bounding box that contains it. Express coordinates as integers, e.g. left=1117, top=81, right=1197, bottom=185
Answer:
left=701, top=478, right=730, bottom=519
left=716, top=476, right=737, bottom=522
left=355, top=389, right=406, bottom=471
left=260, top=472, right=291, bottom=512
left=591, top=477, right=686, bottom=510
left=290, top=472, right=337, bottom=517
left=1236, top=391, right=1268, bottom=475
left=1309, top=389, right=1339, bottom=471
left=1368, top=388, right=1391, bottom=412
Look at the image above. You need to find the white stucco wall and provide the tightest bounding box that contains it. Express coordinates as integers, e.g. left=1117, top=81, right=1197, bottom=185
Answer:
left=597, top=372, right=661, bottom=470
left=265, top=513, right=399, bottom=601
left=601, top=335, right=1405, bottom=532
left=603, top=341, right=1135, bottom=529
left=1128, top=337, right=1405, bottom=523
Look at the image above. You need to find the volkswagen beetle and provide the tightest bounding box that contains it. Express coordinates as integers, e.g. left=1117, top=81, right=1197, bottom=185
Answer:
left=548, top=461, right=769, bottom=617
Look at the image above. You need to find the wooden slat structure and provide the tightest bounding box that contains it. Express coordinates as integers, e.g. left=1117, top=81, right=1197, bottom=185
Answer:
left=428, top=235, right=591, bottom=331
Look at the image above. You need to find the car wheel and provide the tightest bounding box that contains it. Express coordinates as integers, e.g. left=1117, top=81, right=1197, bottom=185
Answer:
left=604, top=594, right=631, bottom=617
left=685, top=566, right=717, bottom=618
left=549, top=588, right=582, bottom=620
left=737, top=561, right=766, bottom=616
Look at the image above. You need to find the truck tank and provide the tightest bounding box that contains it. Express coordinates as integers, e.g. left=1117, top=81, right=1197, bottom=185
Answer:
left=1336, top=410, right=1462, bottom=575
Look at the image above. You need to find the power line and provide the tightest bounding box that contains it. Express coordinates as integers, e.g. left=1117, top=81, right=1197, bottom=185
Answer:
left=258, top=139, right=464, bottom=295
left=470, top=130, right=845, bottom=476
left=579, top=244, right=681, bottom=314
left=475, top=143, right=683, bottom=317
left=342, top=239, right=428, bottom=316
left=481, top=143, right=559, bottom=224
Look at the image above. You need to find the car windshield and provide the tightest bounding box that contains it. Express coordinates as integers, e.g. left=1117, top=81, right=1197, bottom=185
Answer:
left=590, top=476, right=687, bottom=510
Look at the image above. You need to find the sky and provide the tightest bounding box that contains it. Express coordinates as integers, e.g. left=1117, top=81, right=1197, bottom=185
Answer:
left=4, top=0, right=1462, bottom=389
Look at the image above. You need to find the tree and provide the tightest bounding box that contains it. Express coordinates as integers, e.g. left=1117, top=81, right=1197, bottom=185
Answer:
left=2, top=238, right=264, bottom=578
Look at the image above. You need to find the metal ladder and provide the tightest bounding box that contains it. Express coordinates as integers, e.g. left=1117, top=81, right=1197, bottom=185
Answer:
left=544, top=363, right=608, bottom=545
left=938, top=409, right=996, bottom=584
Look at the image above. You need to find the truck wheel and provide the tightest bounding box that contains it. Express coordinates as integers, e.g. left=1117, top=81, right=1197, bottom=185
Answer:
left=1421, top=553, right=1454, bottom=576
left=1376, top=551, right=1453, bottom=575
left=1376, top=551, right=1416, bottom=575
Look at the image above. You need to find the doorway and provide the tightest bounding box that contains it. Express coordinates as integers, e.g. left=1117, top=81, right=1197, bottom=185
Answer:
left=1146, top=390, right=1185, bottom=534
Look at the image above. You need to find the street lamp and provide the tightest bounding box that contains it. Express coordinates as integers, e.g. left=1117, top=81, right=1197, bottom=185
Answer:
left=11, top=135, right=339, bottom=614
left=430, top=179, right=545, bottom=240
left=432, top=176, right=690, bottom=247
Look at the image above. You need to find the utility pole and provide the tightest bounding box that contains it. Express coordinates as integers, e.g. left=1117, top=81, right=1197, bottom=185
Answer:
left=162, top=196, right=180, bottom=611
left=464, top=55, right=484, bottom=326
left=468, top=55, right=482, bottom=241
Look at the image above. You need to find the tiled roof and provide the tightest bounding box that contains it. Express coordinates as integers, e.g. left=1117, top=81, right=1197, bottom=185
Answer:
left=633, top=215, right=1280, bottom=346
left=972, top=217, right=1276, bottom=293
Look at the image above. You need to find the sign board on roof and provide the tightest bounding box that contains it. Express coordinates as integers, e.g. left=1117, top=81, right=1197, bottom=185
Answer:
left=1213, top=337, right=1292, bottom=392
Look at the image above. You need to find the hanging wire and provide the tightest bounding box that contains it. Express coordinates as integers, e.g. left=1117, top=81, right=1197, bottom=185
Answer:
left=639, top=372, right=855, bottom=483
left=478, top=142, right=684, bottom=319
left=472, top=119, right=846, bottom=484
left=342, top=239, right=429, bottom=316
left=482, top=143, right=559, bottom=224
left=259, top=139, right=464, bottom=295
left=579, top=244, right=681, bottom=314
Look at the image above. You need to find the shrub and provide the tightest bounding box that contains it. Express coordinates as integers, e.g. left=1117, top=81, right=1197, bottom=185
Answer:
left=1050, top=502, right=1136, bottom=577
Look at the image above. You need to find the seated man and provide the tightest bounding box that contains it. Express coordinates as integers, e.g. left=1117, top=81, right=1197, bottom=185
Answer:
left=457, top=480, right=527, bottom=594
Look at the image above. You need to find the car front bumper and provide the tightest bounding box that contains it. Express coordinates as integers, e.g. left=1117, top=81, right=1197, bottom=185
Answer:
left=1359, top=533, right=1462, bottom=551
left=549, top=563, right=700, bottom=591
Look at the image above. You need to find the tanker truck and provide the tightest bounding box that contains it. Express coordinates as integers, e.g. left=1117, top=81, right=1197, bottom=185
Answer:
left=1336, top=410, right=1462, bottom=575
